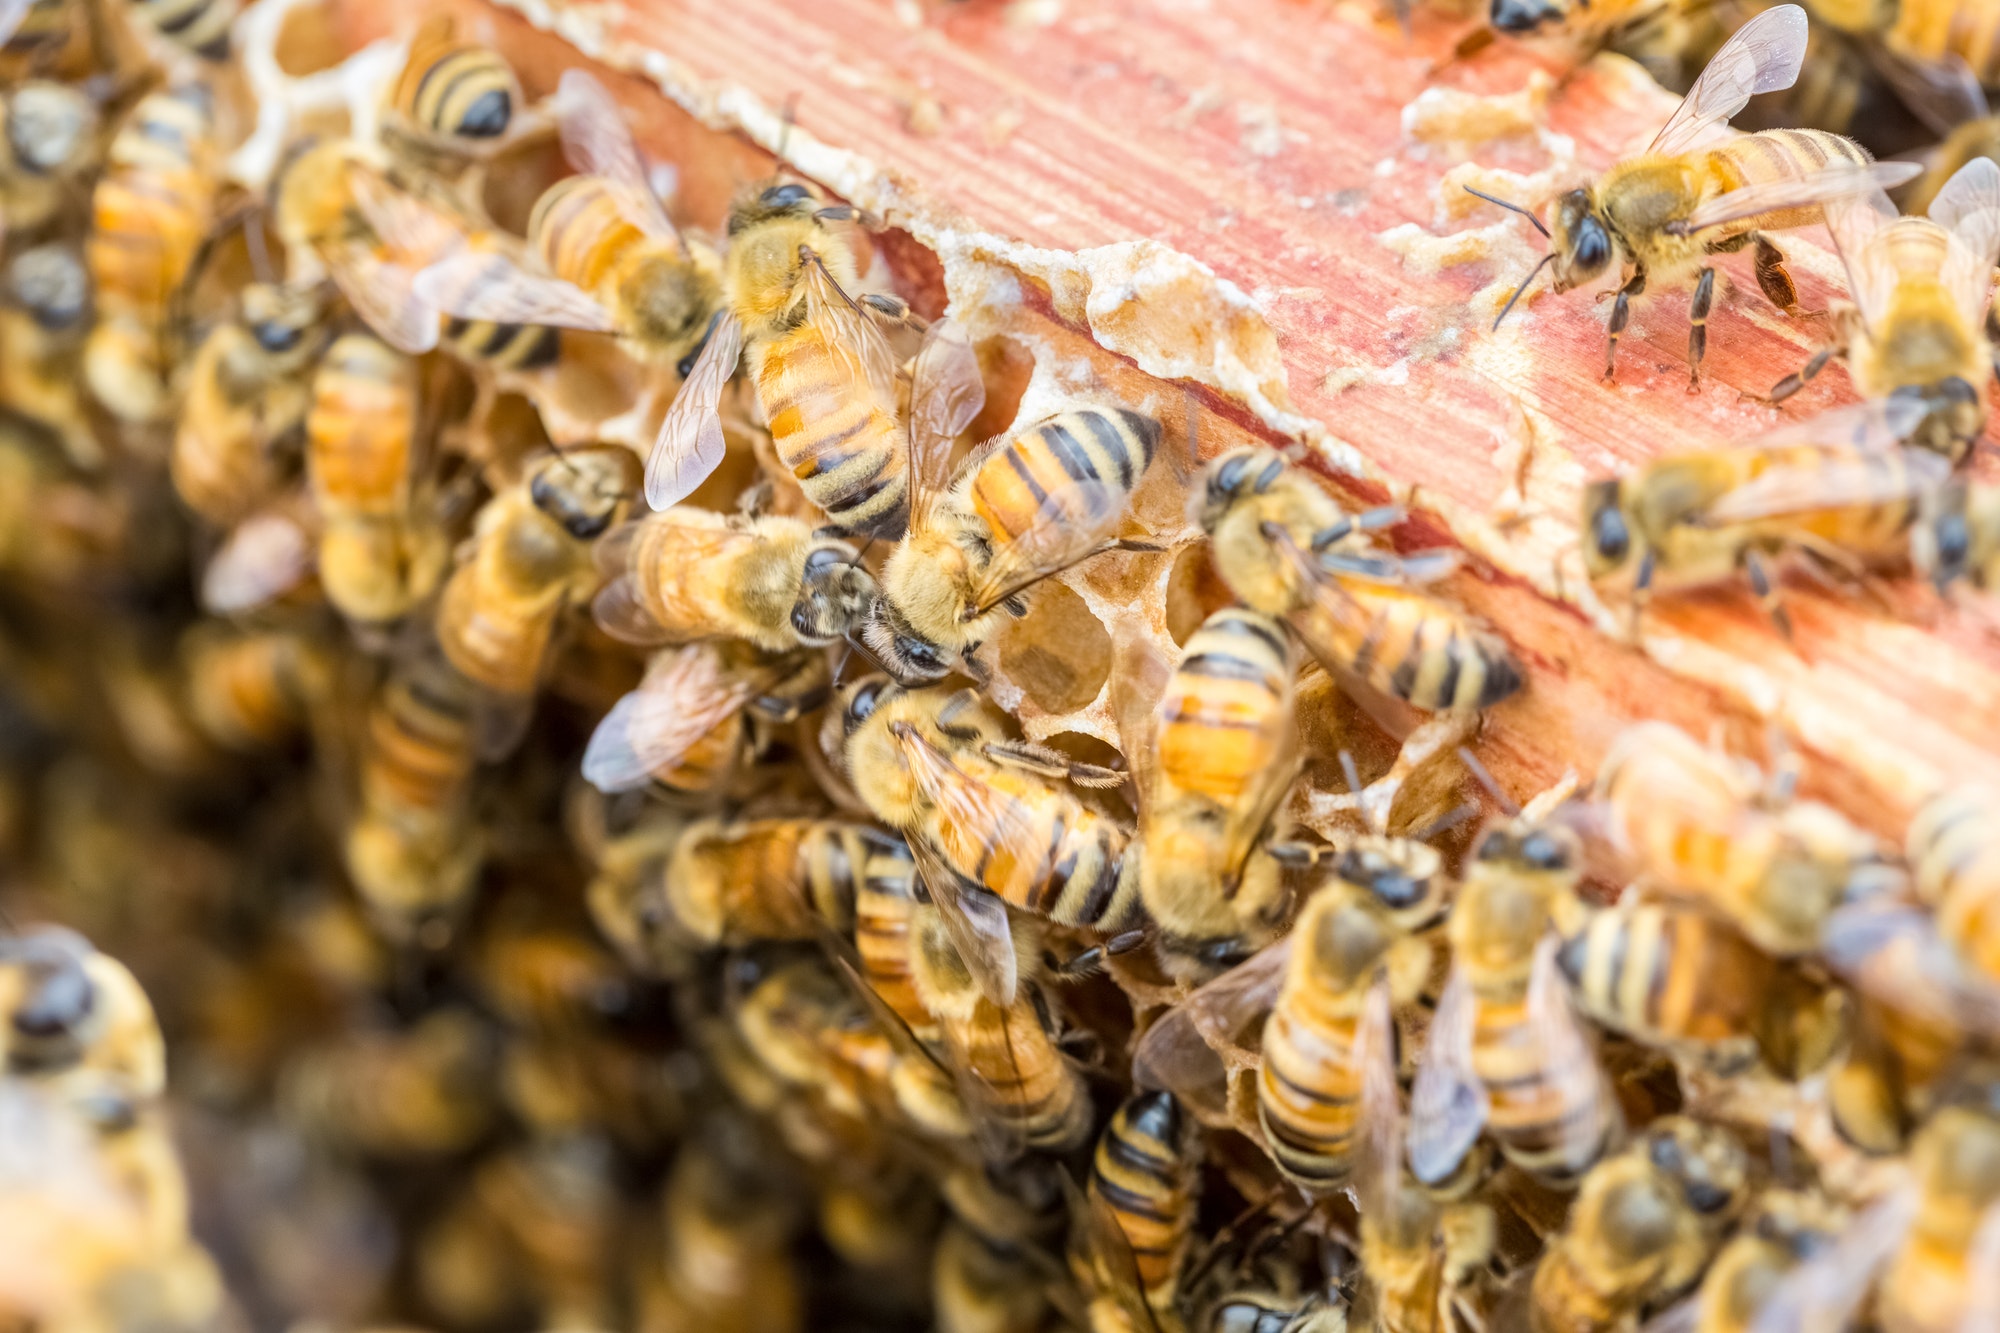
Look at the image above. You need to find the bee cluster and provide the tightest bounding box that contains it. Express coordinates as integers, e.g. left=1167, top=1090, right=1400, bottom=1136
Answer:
left=7, top=0, right=2000, bottom=1330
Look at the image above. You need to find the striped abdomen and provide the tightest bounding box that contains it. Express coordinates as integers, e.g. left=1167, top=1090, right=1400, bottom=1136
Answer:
left=437, top=557, right=566, bottom=696
left=757, top=322, right=908, bottom=538
left=130, top=0, right=238, bottom=59
left=363, top=660, right=478, bottom=815
left=945, top=991, right=1090, bottom=1150
left=1295, top=582, right=1521, bottom=713
left=683, top=819, right=863, bottom=941
left=852, top=837, right=936, bottom=1039
left=651, top=715, right=748, bottom=797
left=88, top=87, right=215, bottom=326
left=1089, top=1092, right=1197, bottom=1308
left=392, top=38, right=517, bottom=142
left=1158, top=607, right=1293, bottom=806
left=620, top=515, right=767, bottom=642
left=1470, top=989, right=1616, bottom=1184
left=531, top=175, right=652, bottom=296
left=968, top=407, right=1160, bottom=567
left=1703, top=130, right=1874, bottom=240
left=1740, top=443, right=1928, bottom=558
left=1558, top=903, right=1764, bottom=1052
left=1258, top=985, right=1371, bottom=1191
left=1909, top=789, right=2000, bottom=981
left=431, top=241, right=560, bottom=369
left=185, top=632, right=318, bottom=751
left=309, top=334, right=417, bottom=521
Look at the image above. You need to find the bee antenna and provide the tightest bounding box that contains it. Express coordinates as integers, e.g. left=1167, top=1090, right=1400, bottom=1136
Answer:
left=1455, top=746, right=1520, bottom=818
left=1492, top=253, right=1554, bottom=332
left=832, top=643, right=856, bottom=686
left=241, top=208, right=274, bottom=285
left=1411, top=801, right=1480, bottom=844
left=1339, top=749, right=1364, bottom=801
left=1463, top=185, right=1550, bottom=238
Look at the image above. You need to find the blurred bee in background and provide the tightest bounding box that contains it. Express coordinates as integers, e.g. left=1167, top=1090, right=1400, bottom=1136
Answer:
left=179, top=625, right=332, bottom=754
left=933, top=1219, right=1057, bottom=1333
left=1473, top=5, right=1918, bottom=386
left=171, top=282, right=328, bottom=528
left=126, top=0, right=237, bottom=60
left=1761, top=158, right=2000, bottom=463
left=84, top=81, right=220, bottom=425
left=280, top=1009, right=497, bottom=1159
left=1645, top=1187, right=1843, bottom=1333
left=0, top=243, right=97, bottom=470
left=1912, top=474, right=2000, bottom=591
left=1076, top=1090, right=1201, bottom=1332
left=306, top=331, right=451, bottom=629
left=0, top=925, right=164, bottom=1100
left=1579, top=397, right=1949, bottom=637
left=642, top=1124, right=805, bottom=1333
left=1905, top=785, right=2000, bottom=984
left=0, top=80, right=99, bottom=240
left=381, top=14, right=523, bottom=167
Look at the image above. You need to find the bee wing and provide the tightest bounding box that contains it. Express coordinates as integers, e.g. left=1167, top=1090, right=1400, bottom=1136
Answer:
left=0, top=0, right=31, bottom=45
left=1732, top=396, right=1932, bottom=455
left=1821, top=902, right=2000, bottom=1037
left=968, top=474, right=1128, bottom=617
left=410, top=252, right=617, bottom=333
left=1183, top=935, right=1294, bottom=1057
left=326, top=246, right=440, bottom=355
left=1823, top=183, right=1902, bottom=331
left=1523, top=935, right=1612, bottom=1163
left=554, top=69, right=683, bottom=244
left=1649, top=3, right=1808, bottom=155
left=1109, top=623, right=1171, bottom=818
left=905, top=831, right=1021, bottom=1009
left=1407, top=966, right=1488, bottom=1187
left=1930, top=158, right=2000, bottom=326
left=1130, top=1006, right=1232, bottom=1121
left=346, top=165, right=463, bottom=264
left=1315, top=547, right=1463, bottom=587
left=1353, top=975, right=1405, bottom=1217
left=202, top=511, right=314, bottom=614
left=1749, top=1187, right=1915, bottom=1333
left=908, top=317, right=986, bottom=526
left=1699, top=445, right=1950, bottom=526
left=647, top=309, right=742, bottom=510
left=801, top=247, right=900, bottom=410
left=1868, top=48, right=1989, bottom=137
left=579, top=643, right=757, bottom=792
left=1675, top=161, right=1925, bottom=236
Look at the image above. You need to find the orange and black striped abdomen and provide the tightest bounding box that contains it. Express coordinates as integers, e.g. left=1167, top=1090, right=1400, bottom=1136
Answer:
left=1258, top=990, right=1368, bottom=1191
left=130, top=0, right=237, bottom=59
left=392, top=35, right=517, bottom=142
left=1089, top=1091, right=1197, bottom=1306
left=1704, top=130, right=1874, bottom=239
left=757, top=322, right=908, bottom=538
left=365, top=661, right=478, bottom=815
left=530, top=176, right=651, bottom=295
left=853, top=839, right=934, bottom=1038
left=1471, top=991, right=1615, bottom=1184
left=948, top=990, right=1089, bottom=1150
left=309, top=334, right=417, bottom=521
left=1300, top=582, right=1521, bottom=714
left=428, top=242, right=560, bottom=370
left=969, top=408, right=1159, bottom=551
left=1746, top=444, right=1928, bottom=559
left=1158, top=607, right=1291, bottom=806
left=88, top=88, right=214, bottom=326
left=652, top=715, right=748, bottom=797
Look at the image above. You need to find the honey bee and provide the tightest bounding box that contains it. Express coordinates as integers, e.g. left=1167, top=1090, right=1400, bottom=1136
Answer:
left=580, top=639, right=829, bottom=798
left=1, top=243, right=95, bottom=468
left=1644, top=1188, right=1842, bottom=1333
left=1763, top=158, right=2000, bottom=463
left=1474, top=5, right=1918, bottom=386
left=836, top=675, right=1142, bottom=1005
left=382, top=15, right=521, bottom=162
left=84, top=82, right=220, bottom=424
left=1803, top=0, right=2000, bottom=94
left=414, top=70, right=724, bottom=378
left=1113, top=606, right=1301, bottom=984
left=1579, top=399, right=1951, bottom=634
left=1196, top=448, right=1521, bottom=726
left=1911, top=474, right=2000, bottom=591
left=0, top=80, right=99, bottom=238
left=591, top=503, right=877, bottom=652
left=439, top=449, right=629, bottom=753
left=934, top=1219, right=1056, bottom=1333
left=1409, top=789, right=1619, bottom=1188
left=654, top=181, right=971, bottom=531
left=467, top=912, right=631, bottom=1035
left=649, top=815, right=888, bottom=948
left=280, top=1010, right=496, bottom=1158
left=307, top=331, right=450, bottom=627
left=1528, top=1117, right=1749, bottom=1333
left=127, top=0, right=238, bottom=59
left=1077, top=1091, right=1201, bottom=1332
left=171, top=283, right=327, bottom=528
left=908, top=900, right=1092, bottom=1152
left=847, top=833, right=937, bottom=1041
left=647, top=1129, right=806, bottom=1333
left=1905, top=785, right=2000, bottom=983
left=179, top=625, right=331, bottom=753
left=861, top=393, right=1159, bottom=684
left=0, top=926, right=164, bottom=1100
left=1557, top=896, right=1848, bottom=1077
left=1594, top=721, right=1895, bottom=956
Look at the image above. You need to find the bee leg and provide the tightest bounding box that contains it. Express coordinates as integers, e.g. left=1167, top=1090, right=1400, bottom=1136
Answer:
left=1741, top=548, right=1794, bottom=641
left=1309, top=504, right=1405, bottom=551
left=1629, top=548, right=1654, bottom=643
left=1761, top=341, right=1839, bottom=406
left=857, top=292, right=930, bottom=334
left=1750, top=234, right=1807, bottom=316
left=1048, top=929, right=1147, bottom=978
left=1603, top=270, right=1646, bottom=382
left=1686, top=266, right=1715, bottom=393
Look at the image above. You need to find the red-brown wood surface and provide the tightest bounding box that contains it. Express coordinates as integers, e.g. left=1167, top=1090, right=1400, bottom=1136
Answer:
left=327, top=0, right=2000, bottom=834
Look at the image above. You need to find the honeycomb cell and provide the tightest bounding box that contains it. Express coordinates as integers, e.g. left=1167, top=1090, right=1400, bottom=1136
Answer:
left=998, top=581, right=1112, bottom=715
left=1164, top=542, right=1233, bottom=646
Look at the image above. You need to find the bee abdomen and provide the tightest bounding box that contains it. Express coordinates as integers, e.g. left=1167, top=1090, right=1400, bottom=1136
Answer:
left=530, top=176, right=651, bottom=295
left=131, top=0, right=238, bottom=58
left=973, top=408, right=1160, bottom=543
left=760, top=331, right=908, bottom=537
left=1363, top=595, right=1521, bottom=712
left=1090, top=1091, right=1197, bottom=1301
left=1258, top=1009, right=1363, bottom=1189
left=397, top=45, right=517, bottom=141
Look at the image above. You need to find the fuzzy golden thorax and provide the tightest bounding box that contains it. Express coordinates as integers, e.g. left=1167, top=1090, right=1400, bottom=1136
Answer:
left=1450, top=823, right=1581, bottom=990
left=835, top=679, right=1005, bottom=831
left=617, top=248, right=723, bottom=366
left=723, top=183, right=858, bottom=342
left=1202, top=480, right=1339, bottom=619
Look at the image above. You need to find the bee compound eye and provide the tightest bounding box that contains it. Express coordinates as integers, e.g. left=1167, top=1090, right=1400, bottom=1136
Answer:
left=1590, top=501, right=1630, bottom=564
left=765, top=183, right=810, bottom=208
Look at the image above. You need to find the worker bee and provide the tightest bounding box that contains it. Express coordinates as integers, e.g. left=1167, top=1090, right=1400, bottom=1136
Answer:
left=0, top=80, right=100, bottom=239
left=581, top=638, right=830, bottom=798
left=171, top=283, right=327, bottom=528
left=179, top=625, right=331, bottom=753
left=848, top=833, right=937, bottom=1041
left=1594, top=721, right=1895, bottom=956
left=1, top=243, right=95, bottom=468
left=648, top=815, right=888, bottom=947
left=1197, top=447, right=1521, bottom=726
left=934, top=1219, right=1056, bottom=1333
left=439, top=449, right=630, bottom=754
left=1911, top=474, right=2000, bottom=591
left=1076, top=1091, right=1201, bottom=1332
left=281, top=1009, right=496, bottom=1158
left=653, top=180, right=971, bottom=533
left=84, top=82, right=219, bottom=424
left=1474, top=5, right=1918, bottom=386
left=127, top=0, right=238, bottom=59
left=1802, top=0, right=2000, bottom=96
left=1409, top=786, right=1619, bottom=1188
left=647, top=1128, right=806, bottom=1333
left=1112, top=607, right=1301, bottom=984
left=1763, top=157, right=2000, bottom=463
left=1528, top=1117, right=1750, bottom=1333
left=591, top=503, right=876, bottom=652
left=1557, top=896, right=1848, bottom=1077
left=908, top=900, right=1093, bottom=1152
left=307, top=331, right=451, bottom=628
left=1644, top=1188, right=1842, bottom=1333
left=382, top=15, right=522, bottom=162
left=836, top=675, right=1142, bottom=1006
left=0, top=926, right=164, bottom=1100
left=1905, top=785, right=2000, bottom=984
left=861, top=387, right=1159, bottom=685
left=1580, top=398, right=1952, bottom=635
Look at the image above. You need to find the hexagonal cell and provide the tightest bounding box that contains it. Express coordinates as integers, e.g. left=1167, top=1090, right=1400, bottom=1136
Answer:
left=1164, top=543, right=1234, bottom=647
left=482, top=135, right=571, bottom=238
left=536, top=334, right=648, bottom=430
left=998, top=581, right=1112, bottom=716
left=970, top=336, right=1035, bottom=443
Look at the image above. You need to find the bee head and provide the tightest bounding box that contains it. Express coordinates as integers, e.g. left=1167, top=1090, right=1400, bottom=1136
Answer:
left=1473, top=820, right=1578, bottom=878
left=5, top=244, right=88, bottom=332
left=858, top=598, right=955, bottom=685
left=727, top=181, right=819, bottom=235
left=792, top=542, right=877, bottom=645
left=530, top=450, right=630, bottom=540
left=1914, top=478, right=1975, bottom=593
left=1580, top=478, right=1636, bottom=581
left=1644, top=1117, right=1748, bottom=1218
left=835, top=673, right=897, bottom=737
left=3, top=927, right=96, bottom=1071
left=1489, top=0, right=1566, bottom=32
left=1191, top=447, right=1286, bottom=533
left=1551, top=188, right=1612, bottom=291
left=240, top=282, right=323, bottom=357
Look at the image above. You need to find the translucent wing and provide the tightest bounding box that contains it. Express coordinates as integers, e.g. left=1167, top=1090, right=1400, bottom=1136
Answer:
left=202, top=511, right=314, bottom=614
left=801, top=249, right=899, bottom=409
left=1676, top=161, right=1924, bottom=235
left=346, top=166, right=463, bottom=264
left=579, top=643, right=758, bottom=792
left=410, top=253, right=616, bottom=333
left=1749, top=1187, right=1914, bottom=1333
left=1823, top=184, right=1902, bottom=330
left=0, top=0, right=32, bottom=47
left=1317, top=546, right=1463, bottom=588
left=1183, top=936, right=1293, bottom=1058
left=1408, top=967, right=1488, bottom=1186
left=1701, top=446, right=1950, bottom=526
left=1930, top=158, right=2000, bottom=326
left=905, top=832, right=1020, bottom=1008
left=1524, top=935, right=1614, bottom=1167
left=555, top=68, right=680, bottom=242
left=1868, top=47, right=1989, bottom=137
left=647, top=310, right=742, bottom=510
left=969, top=475, right=1128, bottom=616
left=1352, top=975, right=1403, bottom=1215
left=1130, top=1006, right=1232, bottom=1122
left=1821, top=903, right=2000, bottom=1038
left=1733, top=395, right=1930, bottom=455
left=1650, top=3, right=1809, bottom=156
left=908, top=316, right=986, bottom=527
left=1109, top=623, right=1172, bottom=819
left=325, top=246, right=439, bottom=355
